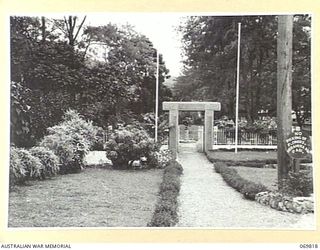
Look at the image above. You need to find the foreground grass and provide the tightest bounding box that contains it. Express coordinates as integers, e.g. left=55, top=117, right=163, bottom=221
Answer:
left=9, top=168, right=163, bottom=227
left=207, top=150, right=277, bottom=167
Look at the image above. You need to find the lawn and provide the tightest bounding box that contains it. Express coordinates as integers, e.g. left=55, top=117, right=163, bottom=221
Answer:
left=231, top=166, right=278, bottom=191
left=206, top=150, right=277, bottom=167
left=8, top=168, right=163, bottom=227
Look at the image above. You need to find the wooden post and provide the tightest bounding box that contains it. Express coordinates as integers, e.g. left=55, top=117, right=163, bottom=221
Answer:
left=277, top=15, right=293, bottom=189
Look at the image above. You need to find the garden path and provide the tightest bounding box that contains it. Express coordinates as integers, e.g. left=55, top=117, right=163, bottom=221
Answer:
left=176, top=143, right=315, bottom=229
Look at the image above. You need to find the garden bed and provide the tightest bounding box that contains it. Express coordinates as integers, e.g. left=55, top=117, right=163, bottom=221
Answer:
left=9, top=168, right=163, bottom=227
left=216, top=164, right=314, bottom=214
left=148, top=160, right=183, bottom=227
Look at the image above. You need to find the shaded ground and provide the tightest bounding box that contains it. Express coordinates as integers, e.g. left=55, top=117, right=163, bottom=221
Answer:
left=9, top=168, right=163, bottom=227
left=176, top=143, right=315, bottom=229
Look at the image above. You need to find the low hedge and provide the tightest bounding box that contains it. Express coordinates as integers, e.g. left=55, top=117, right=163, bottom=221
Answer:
left=214, top=162, right=268, bottom=200
left=148, top=160, right=183, bottom=227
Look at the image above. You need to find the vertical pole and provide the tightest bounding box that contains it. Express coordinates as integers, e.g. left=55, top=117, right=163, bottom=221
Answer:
left=155, top=50, right=159, bottom=143
left=235, top=22, right=241, bottom=153
left=277, top=15, right=293, bottom=189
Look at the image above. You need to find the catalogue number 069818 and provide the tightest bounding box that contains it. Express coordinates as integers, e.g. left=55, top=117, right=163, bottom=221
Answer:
left=300, top=244, right=318, bottom=248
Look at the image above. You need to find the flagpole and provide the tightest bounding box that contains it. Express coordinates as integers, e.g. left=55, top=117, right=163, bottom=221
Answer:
left=235, top=22, right=241, bottom=153
left=155, top=50, right=159, bottom=143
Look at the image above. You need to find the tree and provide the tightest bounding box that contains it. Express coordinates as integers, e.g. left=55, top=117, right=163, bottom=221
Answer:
left=83, top=23, right=171, bottom=119
left=277, top=15, right=293, bottom=187
left=10, top=16, right=172, bottom=146
left=292, top=15, right=311, bottom=126
left=176, top=15, right=311, bottom=124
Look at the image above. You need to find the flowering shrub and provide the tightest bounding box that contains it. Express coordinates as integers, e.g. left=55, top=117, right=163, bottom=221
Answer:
left=29, top=146, right=60, bottom=178
left=216, top=116, right=277, bottom=135
left=151, top=149, right=173, bottom=169
left=105, top=125, right=156, bottom=169
left=10, top=147, right=43, bottom=186
left=48, top=109, right=99, bottom=148
left=10, top=147, right=27, bottom=186
left=40, top=110, right=96, bottom=173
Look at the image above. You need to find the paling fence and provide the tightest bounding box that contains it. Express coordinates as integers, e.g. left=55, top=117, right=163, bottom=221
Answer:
left=179, top=125, right=278, bottom=145
left=214, top=128, right=277, bottom=145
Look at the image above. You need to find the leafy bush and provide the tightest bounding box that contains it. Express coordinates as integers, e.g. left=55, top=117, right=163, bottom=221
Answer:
left=148, top=160, right=183, bottom=227
left=10, top=81, right=33, bottom=147
left=214, top=162, right=268, bottom=200
left=241, top=183, right=268, bottom=200
left=281, top=171, right=313, bottom=197
left=91, top=126, right=105, bottom=150
left=40, top=109, right=96, bottom=173
left=10, top=147, right=27, bottom=186
left=29, top=146, right=60, bottom=178
left=10, top=147, right=43, bottom=186
left=151, top=149, right=173, bottom=169
left=105, top=125, right=156, bottom=169
left=50, top=109, right=99, bottom=147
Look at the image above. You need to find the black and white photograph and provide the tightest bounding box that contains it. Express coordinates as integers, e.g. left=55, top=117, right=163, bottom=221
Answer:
left=8, top=13, right=315, bottom=229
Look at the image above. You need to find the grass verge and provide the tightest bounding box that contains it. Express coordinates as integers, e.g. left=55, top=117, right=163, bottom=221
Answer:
left=207, top=150, right=277, bottom=167
left=148, top=160, right=183, bottom=227
left=9, top=168, right=162, bottom=227
left=214, top=162, right=268, bottom=200
left=232, top=166, right=278, bottom=191
left=207, top=150, right=312, bottom=167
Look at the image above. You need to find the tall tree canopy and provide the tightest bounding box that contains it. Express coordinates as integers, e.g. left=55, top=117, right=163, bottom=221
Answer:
left=10, top=16, right=172, bottom=147
left=175, top=15, right=311, bottom=124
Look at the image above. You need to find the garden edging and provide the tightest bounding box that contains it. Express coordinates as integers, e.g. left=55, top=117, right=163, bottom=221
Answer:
left=255, top=191, right=314, bottom=214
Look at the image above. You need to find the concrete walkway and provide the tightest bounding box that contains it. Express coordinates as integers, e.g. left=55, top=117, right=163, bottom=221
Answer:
left=176, top=143, right=315, bottom=229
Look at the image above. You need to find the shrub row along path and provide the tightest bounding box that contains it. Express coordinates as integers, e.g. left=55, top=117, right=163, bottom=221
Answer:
left=176, top=143, right=315, bottom=229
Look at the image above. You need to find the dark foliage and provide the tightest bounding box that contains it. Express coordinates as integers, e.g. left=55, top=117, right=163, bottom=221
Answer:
left=148, top=160, right=183, bottom=227
left=214, top=162, right=268, bottom=200
left=281, top=171, right=313, bottom=197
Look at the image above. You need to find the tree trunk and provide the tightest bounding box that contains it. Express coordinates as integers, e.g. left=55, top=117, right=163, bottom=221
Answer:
left=277, top=15, right=293, bottom=189
left=41, top=16, right=46, bottom=43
